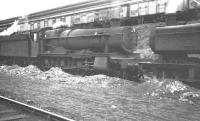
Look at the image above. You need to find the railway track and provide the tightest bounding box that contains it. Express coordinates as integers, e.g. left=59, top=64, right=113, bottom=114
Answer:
left=0, top=96, right=75, bottom=121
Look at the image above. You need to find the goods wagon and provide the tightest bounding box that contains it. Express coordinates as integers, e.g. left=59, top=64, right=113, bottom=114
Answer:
left=140, top=23, right=200, bottom=82
left=150, top=23, right=200, bottom=53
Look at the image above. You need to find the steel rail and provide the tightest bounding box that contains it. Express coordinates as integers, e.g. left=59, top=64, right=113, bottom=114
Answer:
left=0, top=95, right=75, bottom=121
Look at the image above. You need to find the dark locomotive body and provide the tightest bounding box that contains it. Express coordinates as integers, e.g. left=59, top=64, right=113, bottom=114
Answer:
left=141, top=23, right=200, bottom=82
left=40, top=26, right=139, bottom=79
left=0, top=26, right=140, bottom=80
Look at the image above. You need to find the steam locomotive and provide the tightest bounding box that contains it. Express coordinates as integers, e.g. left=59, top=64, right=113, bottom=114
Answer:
left=1, top=0, right=200, bottom=81
left=0, top=26, right=141, bottom=80
left=140, top=23, right=200, bottom=82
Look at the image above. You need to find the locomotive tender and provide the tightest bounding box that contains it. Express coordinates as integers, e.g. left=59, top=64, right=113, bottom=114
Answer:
left=0, top=26, right=140, bottom=80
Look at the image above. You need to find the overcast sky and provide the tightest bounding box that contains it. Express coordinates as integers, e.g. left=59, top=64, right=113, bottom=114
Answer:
left=0, top=0, right=88, bottom=20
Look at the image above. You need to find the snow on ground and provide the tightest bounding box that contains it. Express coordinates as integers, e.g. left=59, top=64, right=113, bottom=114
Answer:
left=0, top=20, right=20, bottom=36
left=1, top=64, right=200, bottom=105
left=134, top=22, right=165, bottom=60
left=143, top=77, right=200, bottom=104
left=0, top=65, right=122, bottom=88
left=0, top=64, right=200, bottom=120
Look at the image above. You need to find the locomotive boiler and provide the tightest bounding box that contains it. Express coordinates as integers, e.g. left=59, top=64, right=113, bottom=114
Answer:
left=43, top=26, right=137, bottom=53
left=140, top=23, right=200, bottom=82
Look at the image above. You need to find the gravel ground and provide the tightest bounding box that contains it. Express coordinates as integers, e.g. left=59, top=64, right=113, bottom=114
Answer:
left=0, top=66, right=200, bottom=121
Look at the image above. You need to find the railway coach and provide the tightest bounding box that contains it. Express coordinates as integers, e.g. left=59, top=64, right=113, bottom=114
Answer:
left=23, top=0, right=200, bottom=32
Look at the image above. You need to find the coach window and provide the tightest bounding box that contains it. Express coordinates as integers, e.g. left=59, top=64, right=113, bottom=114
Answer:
left=33, top=33, right=38, bottom=42
left=56, top=18, right=60, bottom=22
left=48, top=19, right=52, bottom=27
left=34, top=23, right=38, bottom=29
left=44, top=20, right=48, bottom=27
left=30, top=23, right=34, bottom=30
left=20, top=24, right=24, bottom=31
left=61, top=17, right=65, bottom=22
left=37, top=22, right=41, bottom=29
left=52, top=19, right=56, bottom=24
left=40, top=21, right=44, bottom=28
